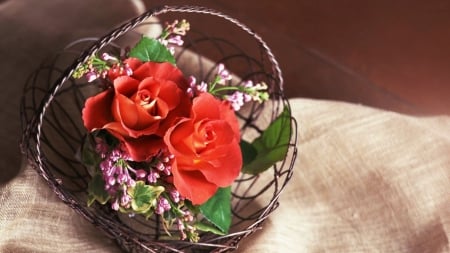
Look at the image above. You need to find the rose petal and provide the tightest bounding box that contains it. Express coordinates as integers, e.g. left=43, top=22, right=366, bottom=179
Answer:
left=156, top=95, right=191, bottom=136
left=114, top=93, right=162, bottom=135
left=219, top=101, right=241, bottom=141
left=137, top=77, right=160, bottom=99
left=123, top=135, right=165, bottom=161
left=158, top=80, right=181, bottom=110
left=124, top=57, right=143, bottom=70
left=172, top=164, right=218, bottom=205
left=82, top=90, right=114, bottom=131
left=133, top=62, right=188, bottom=90
left=195, top=141, right=242, bottom=187
left=194, top=93, right=240, bottom=141
left=103, top=122, right=129, bottom=137
left=165, top=119, right=196, bottom=156
left=191, top=93, right=221, bottom=120
left=114, top=76, right=140, bottom=97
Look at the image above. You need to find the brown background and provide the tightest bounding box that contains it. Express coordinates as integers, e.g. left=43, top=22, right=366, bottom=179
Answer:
left=144, top=0, right=450, bottom=114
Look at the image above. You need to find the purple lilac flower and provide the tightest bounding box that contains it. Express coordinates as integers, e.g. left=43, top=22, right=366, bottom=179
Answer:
left=242, top=81, right=254, bottom=102
left=197, top=82, right=208, bottom=93
left=86, top=72, right=98, bottom=82
left=155, top=197, right=171, bottom=214
left=226, top=91, right=245, bottom=111
left=147, top=169, right=160, bottom=183
left=167, top=35, right=184, bottom=46
left=176, top=219, right=187, bottom=240
left=101, top=53, right=118, bottom=62
left=217, top=64, right=232, bottom=84
left=170, top=188, right=181, bottom=203
left=151, top=149, right=175, bottom=177
left=187, top=76, right=208, bottom=97
left=134, top=169, right=147, bottom=179
left=111, top=199, right=120, bottom=211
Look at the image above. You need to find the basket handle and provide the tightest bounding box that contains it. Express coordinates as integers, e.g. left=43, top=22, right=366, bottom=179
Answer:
left=71, top=5, right=284, bottom=92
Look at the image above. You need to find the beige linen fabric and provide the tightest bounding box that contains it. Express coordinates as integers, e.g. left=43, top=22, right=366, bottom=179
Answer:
left=1, top=98, right=449, bottom=252
left=0, top=161, right=121, bottom=253
left=238, top=98, right=450, bottom=253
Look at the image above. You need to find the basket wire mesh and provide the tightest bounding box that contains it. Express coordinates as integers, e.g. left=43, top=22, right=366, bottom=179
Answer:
left=20, top=5, right=298, bottom=253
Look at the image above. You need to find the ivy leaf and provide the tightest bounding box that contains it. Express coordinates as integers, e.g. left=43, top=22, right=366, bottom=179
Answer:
left=242, top=106, right=292, bottom=175
left=129, top=37, right=176, bottom=64
left=87, top=173, right=110, bottom=206
left=79, top=134, right=101, bottom=173
left=127, top=181, right=164, bottom=214
left=194, top=222, right=226, bottom=236
left=199, top=187, right=232, bottom=234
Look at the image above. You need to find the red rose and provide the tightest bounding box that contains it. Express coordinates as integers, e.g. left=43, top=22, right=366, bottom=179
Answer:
left=164, top=92, right=242, bottom=205
left=82, top=60, right=191, bottom=161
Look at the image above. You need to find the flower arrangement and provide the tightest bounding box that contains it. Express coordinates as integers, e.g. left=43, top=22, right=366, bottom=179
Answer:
left=72, top=19, right=291, bottom=242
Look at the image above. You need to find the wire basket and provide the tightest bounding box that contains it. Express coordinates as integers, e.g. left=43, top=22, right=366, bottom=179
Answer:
left=20, top=5, right=298, bottom=253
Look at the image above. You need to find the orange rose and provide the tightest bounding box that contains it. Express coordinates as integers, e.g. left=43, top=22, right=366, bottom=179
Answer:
left=164, top=92, right=242, bottom=205
left=82, top=60, right=191, bottom=161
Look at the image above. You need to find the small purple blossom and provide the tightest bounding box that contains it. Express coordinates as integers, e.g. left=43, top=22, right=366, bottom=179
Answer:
left=177, top=219, right=185, bottom=231
left=187, top=76, right=208, bottom=97
left=117, top=172, right=127, bottom=184
left=111, top=199, right=120, bottom=211
left=198, top=82, right=208, bottom=92
left=107, top=176, right=116, bottom=186
left=86, top=72, right=98, bottom=82
left=134, top=169, right=147, bottom=179
left=120, top=194, right=131, bottom=207
left=182, top=211, right=194, bottom=222
left=155, top=197, right=171, bottom=214
left=217, top=64, right=232, bottom=84
left=101, top=53, right=118, bottom=62
left=242, top=81, right=254, bottom=102
left=226, top=91, right=245, bottom=111
left=170, top=188, right=181, bottom=203
left=167, top=35, right=184, bottom=46
left=124, top=64, right=133, bottom=76
left=147, top=169, right=160, bottom=183
left=177, top=219, right=187, bottom=240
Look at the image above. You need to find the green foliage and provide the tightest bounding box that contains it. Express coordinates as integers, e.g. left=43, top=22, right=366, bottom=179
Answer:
left=128, top=181, right=164, bottom=214
left=194, top=222, right=226, bottom=236
left=87, top=173, right=110, bottom=206
left=242, top=106, right=292, bottom=175
left=129, top=37, right=176, bottom=64
left=199, top=187, right=232, bottom=234
left=80, top=134, right=101, bottom=169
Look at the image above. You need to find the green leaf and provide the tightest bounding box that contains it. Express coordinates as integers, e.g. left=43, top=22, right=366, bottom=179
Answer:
left=127, top=181, right=164, bottom=214
left=199, top=187, right=232, bottom=234
left=93, top=129, right=119, bottom=147
left=194, top=222, right=226, bottom=236
left=242, top=106, right=292, bottom=175
left=80, top=134, right=101, bottom=168
left=87, top=173, right=110, bottom=206
left=240, top=140, right=257, bottom=166
left=129, top=37, right=176, bottom=64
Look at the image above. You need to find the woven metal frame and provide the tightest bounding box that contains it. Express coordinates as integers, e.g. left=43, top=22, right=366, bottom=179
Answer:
left=20, top=5, right=298, bottom=253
